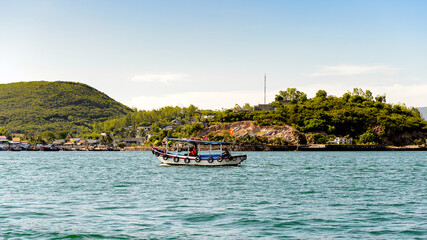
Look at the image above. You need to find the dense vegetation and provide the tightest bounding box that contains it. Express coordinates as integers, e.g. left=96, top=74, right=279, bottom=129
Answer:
left=0, top=81, right=132, bottom=134
left=215, top=88, right=426, bottom=145
left=0, top=81, right=425, bottom=146
left=95, top=88, right=426, bottom=145
left=93, top=105, right=209, bottom=145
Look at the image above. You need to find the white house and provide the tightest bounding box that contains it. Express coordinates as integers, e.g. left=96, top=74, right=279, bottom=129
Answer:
left=0, top=136, right=8, bottom=144
left=334, top=137, right=353, bottom=144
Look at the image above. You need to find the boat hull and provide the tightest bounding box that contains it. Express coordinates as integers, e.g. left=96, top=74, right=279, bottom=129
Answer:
left=152, top=148, right=246, bottom=166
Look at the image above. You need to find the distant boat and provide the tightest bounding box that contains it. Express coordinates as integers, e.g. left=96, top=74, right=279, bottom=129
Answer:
left=152, top=138, right=246, bottom=166
left=0, top=144, right=7, bottom=151
left=40, top=145, right=60, bottom=151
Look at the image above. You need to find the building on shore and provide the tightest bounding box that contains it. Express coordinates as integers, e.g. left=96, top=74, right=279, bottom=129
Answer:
left=253, top=104, right=276, bottom=111
left=0, top=136, right=8, bottom=144
left=122, top=137, right=145, bottom=146
left=52, top=139, right=66, bottom=145
left=333, top=137, right=353, bottom=144
left=233, top=108, right=251, bottom=113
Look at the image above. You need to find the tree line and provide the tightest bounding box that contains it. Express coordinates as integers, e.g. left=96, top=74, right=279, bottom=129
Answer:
left=1, top=87, right=426, bottom=146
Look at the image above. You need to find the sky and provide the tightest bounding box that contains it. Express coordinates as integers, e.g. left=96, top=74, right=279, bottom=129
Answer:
left=1, top=0, right=426, bottom=110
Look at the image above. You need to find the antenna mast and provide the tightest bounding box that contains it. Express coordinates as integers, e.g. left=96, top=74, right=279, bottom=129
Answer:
left=264, top=74, right=266, bottom=104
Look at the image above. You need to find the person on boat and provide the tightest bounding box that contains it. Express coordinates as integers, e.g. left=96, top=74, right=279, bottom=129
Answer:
left=222, top=147, right=231, bottom=158
left=189, top=144, right=198, bottom=156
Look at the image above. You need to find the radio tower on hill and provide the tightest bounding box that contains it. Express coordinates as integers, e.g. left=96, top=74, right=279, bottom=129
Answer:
left=264, top=74, right=266, bottom=104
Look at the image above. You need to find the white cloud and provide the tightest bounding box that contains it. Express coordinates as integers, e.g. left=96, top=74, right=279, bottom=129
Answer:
left=371, top=84, right=427, bottom=107
left=311, top=64, right=399, bottom=77
left=131, top=73, right=188, bottom=84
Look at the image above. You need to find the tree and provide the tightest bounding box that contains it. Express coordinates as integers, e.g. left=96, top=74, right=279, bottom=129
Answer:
left=350, top=88, right=374, bottom=100
left=275, top=88, right=307, bottom=103
left=100, top=133, right=113, bottom=145
left=365, top=90, right=373, bottom=100
left=351, top=88, right=365, bottom=96
left=315, top=90, right=327, bottom=99
left=342, top=92, right=351, bottom=102
left=41, top=131, right=55, bottom=142
left=124, top=128, right=136, bottom=138
left=56, top=131, right=70, bottom=140
left=242, top=103, right=251, bottom=109
left=151, top=123, right=160, bottom=133
left=375, top=94, right=386, bottom=103
left=0, top=127, right=11, bottom=139
left=182, top=123, right=203, bottom=137
left=310, top=133, right=328, bottom=144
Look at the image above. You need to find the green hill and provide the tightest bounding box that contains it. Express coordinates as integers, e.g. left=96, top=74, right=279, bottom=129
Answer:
left=0, top=81, right=133, bottom=133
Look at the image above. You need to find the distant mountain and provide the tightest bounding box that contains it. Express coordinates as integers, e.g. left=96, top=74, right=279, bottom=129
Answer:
left=0, top=81, right=133, bottom=133
left=418, top=107, right=427, bottom=120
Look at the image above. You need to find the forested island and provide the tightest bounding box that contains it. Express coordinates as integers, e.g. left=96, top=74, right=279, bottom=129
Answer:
left=0, top=81, right=426, bottom=150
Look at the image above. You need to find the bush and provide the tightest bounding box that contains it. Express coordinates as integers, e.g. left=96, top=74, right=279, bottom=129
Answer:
left=359, top=130, right=377, bottom=144
left=310, top=133, right=328, bottom=144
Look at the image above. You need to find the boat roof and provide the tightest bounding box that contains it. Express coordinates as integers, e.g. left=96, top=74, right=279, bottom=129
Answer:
left=166, top=137, right=235, bottom=145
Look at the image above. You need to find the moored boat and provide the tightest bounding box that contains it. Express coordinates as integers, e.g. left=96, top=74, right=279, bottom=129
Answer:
left=40, top=145, right=61, bottom=151
left=152, top=138, right=246, bottom=166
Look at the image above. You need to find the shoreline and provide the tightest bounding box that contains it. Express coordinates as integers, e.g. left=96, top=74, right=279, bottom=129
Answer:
left=123, top=144, right=427, bottom=151
left=2, top=144, right=425, bottom=152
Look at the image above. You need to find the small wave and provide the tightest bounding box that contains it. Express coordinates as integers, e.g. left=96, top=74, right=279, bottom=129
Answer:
left=51, top=234, right=128, bottom=239
left=183, top=212, right=224, bottom=222
left=368, top=230, right=396, bottom=236
left=9, top=211, right=49, bottom=217
left=300, top=190, right=316, bottom=194
left=399, top=229, right=425, bottom=236
left=158, top=164, right=172, bottom=167
left=94, top=204, right=137, bottom=210
left=257, top=200, right=271, bottom=205
left=237, top=218, right=263, bottom=224
left=273, top=220, right=308, bottom=227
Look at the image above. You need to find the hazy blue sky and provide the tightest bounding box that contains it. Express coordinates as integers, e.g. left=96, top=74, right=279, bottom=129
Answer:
left=1, top=0, right=426, bottom=109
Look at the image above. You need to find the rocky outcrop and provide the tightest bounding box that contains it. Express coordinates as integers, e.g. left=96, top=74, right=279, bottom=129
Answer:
left=384, top=130, right=427, bottom=146
left=371, top=125, right=426, bottom=145
left=199, top=121, right=301, bottom=143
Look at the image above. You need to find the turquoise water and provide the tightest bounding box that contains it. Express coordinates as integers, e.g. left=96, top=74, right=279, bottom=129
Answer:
left=1, top=151, right=426, bottom=239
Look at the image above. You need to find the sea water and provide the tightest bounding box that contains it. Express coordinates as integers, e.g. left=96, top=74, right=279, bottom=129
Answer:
left=0, top=151, right=426, bottom=239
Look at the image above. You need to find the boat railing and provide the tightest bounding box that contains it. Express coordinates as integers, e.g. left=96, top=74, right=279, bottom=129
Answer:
left=155, top=138, right=246, bottom=158
left=155, top=147, right=244, bottom=158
